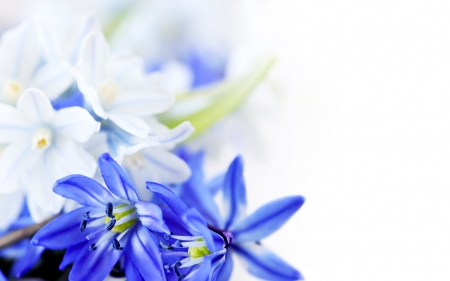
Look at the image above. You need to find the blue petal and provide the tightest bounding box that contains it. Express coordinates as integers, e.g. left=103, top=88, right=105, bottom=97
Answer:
left=190, top=255, right=211, bottom=281
left=183, top=208, right=224, bottom=252
left=161, top=208, right=191, bottom=236
left=206, top=173, right=225, bottom=197
left=222, top=156, right=247, bottom=230
left=98, top=153, right=139, bottom=202
left=53, top=175, right=116, bottom=207
left=146, top=182, right=188, bottom=218
left=0, top=270, right=5, bottom=281
left=32, top=207, right=91, bottom=249
left=69, top=230, right=130, bottom=281
left=51, top=87, right=85, bottom=110
left=135, top=201, right=170, bottom=234
left=129, top=226, right=166, bottom=281
left=59, top=243, right=85, bottom=270
left=177, top=150, right=221, bottom=226
left=124, top=250, right=144, bottom=281
left=232, top=243, right=303, bottom=280
left=216, top=251, right=233, bottom=281
left=230, top=196, right=305, bottom=243
left=10, top=244, right=45, bottom=278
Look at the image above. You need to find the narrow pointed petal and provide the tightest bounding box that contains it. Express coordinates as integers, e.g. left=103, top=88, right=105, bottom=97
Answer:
left=29, top=61, right=73, bottom=99
left=0, top=142, right=31, bottom=193
left=11, top=244, right=45, bottom=278
left=232, top=243, right=303, bottom=280
left=230, top=196, right=305, bottom=243
left=135, top=201, right=170, bottom=234
left=32, top=206, right=92, bottom=249
left=109, top=91, right=175, bottom=116
left=124, top=250, right=144, bottom=281
left=0, top=104, right=32, bottom=143
left=53, top=107, right=100, bottom=143
left=0, top=270, right=5, bottom=281
left=206, top=173, right=225, bottom=197
left=183, top=208, right=224, bottom=252
left=17, top=88, right=55, bottom=123
left=60, top=243, right=84, bottom=270
left=69, top=230, right=129, bottom=281
left=216, top=251, right=233, bottom=281
left=140, top=148, right=191, bottom=183
left=0, top=190, right=23, bottom=230
left=53, top=174, right=115, bottom=207
left=149, top=121, right=194, bottom=146
left=98, top=153, right=139, bottom=202
left=108, top=112, right=150, bottom=138
left=222, top=156, right=247, bottom=229
left=146, top=182, right=188, bottom=218
left=129, top=226, right=166, bottom=281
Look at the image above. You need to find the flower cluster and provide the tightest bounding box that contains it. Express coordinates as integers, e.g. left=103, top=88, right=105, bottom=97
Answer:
left=0, top=9, right=305, bottom=281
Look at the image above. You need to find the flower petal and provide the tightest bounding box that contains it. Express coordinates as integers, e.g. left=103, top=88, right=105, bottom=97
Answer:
left=98, top=153, right=139, bottom=202
left=222, top=156, right=247, bottom=230
left=0, top=142, right=31, bottom=193
left=140, top=148, right=191, bottom=183
left=0, top=190, right=23, bottom=231
left=135, top=201, right=170, bottom=234
left=108, top=112, right=150, bottom=138
left=188, top=255, right=211, bottom=281
left=216, top=251, right=233, bottom=281
left=230, top=196, right=305, bottom=243
left=59, top=243, right=85, bottom=270
left=17, top=88, right=55, bottom=123
left=69, top=230, right=128, bottom=281
left=0, top=104, right=32, bottom=143
left=10, top=244, right=45, bottom=278
left=146, top=182, right=188, bottom=218
left=52, top=106, right=100, bottom=143
left=32, top=206, right=92, bottom=249
left=232, top=243, right=303, bottom=280
left=148, top=121, right=194, bottom=147
left=109, top=91, right=175, bottom=116
left=183, top=208, right=224, bottom=252
left=206, top=173, right=225, bottom=197
left=129, top=226, right=166, bottom=281
left=29, top=61, right=73, bottom=99
left=53, top=174, right=115, bottom=207
left=124, top=250, right=144, bottom=281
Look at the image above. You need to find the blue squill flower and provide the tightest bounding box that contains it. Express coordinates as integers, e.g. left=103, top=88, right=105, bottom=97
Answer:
left=146, top=182, right=230, bottom=280
left=176, top=149, right=305, bottom=280
left=32, top=153, right=169, bottom=281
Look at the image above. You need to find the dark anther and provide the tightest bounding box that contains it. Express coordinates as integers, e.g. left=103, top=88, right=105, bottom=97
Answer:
left=83, top=211, right=91, bottom=220
left=112, top=237, right=123, bottom=250
left=255, top=241, right=261, bottom=245
left=159, top=241, right=173, bottom=251
left=177, top=274, right=186, bottom=281
left=89, top=243, right=97, bottom=251
left=105, top=218, right=116, bottom=231
left=79, top=220, right=87, bottom=232
left=106, top=202, right=114, bottom=218
left=207, top=224, right=234, bottom=248
left=174, top=261, right=182, bottom=277
left=164, top=233, right=171, bottom=240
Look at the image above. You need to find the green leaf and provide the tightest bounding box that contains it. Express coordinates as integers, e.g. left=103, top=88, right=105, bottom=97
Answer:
left=159, top=57, right=276, bottom=139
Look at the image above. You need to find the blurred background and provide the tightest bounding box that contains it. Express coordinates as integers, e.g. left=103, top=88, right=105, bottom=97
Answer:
left=1, top=0, right=450, bottom=280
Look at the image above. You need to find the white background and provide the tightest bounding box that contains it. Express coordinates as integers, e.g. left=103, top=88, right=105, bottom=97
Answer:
left=1, top=0, right=450, bottom=280
left=241, top=1, right=450, bottom=280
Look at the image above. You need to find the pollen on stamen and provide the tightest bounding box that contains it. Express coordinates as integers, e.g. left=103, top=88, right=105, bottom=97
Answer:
left=32, top=128, right=52, bottom=152
left=3, top=80, right=23, bottom=104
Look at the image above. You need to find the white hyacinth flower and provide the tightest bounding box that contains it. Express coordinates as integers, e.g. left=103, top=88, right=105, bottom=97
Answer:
left=73, top=31, right=175, bottom=138
left=0, top=20, right=73, bottom=105
left=0, top=88, right=100, bottom=222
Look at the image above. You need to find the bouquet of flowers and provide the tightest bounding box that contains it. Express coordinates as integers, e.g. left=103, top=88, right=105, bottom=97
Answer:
left=0, top=1, right=305, bottom=280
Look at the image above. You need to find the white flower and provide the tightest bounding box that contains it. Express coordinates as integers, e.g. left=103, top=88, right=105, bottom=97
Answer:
left=0, top=88, right=100, bottom=222
left=73, top=31, right=175, bottom=138
left=0, top=20, right=72, bottom=105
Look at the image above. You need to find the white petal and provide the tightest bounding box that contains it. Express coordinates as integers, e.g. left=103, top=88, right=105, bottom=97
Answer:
left=0, top=190, right=24, bottom=230
left=17, top=88, right=55, bottom=124
left=109, top=91, right=175, bottom=116
left=108, top=112, right=150, bottom=138
left=72, top=32, right=109, bottom=119
left=0, top=20, right=40, bottom=84
left=29, top=61, right=73, bottom=99
left=51, top=138, right=97, bottom=178
left=0, top=142, right=32, bottom=193
left=52, top=107, right=100, bottom=143
left=61, top=14, right=101, bottom=65
left=0, top=104, right=33, bottom=143
left=149, top=121, right=194, bottom=147
left=141, top=147, right=191, bottom=183
left=27, top=194, right=62, bottom=223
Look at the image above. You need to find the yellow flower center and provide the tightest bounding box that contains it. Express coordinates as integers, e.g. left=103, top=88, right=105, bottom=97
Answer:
left=188, top=238, right=211, bottom=259
left=98, top=79, right=119, bottom=105
left=3, top=80, right=23, bottom=104
left=105, top=204, right=138, bottom=233
left=32, top=128, right=52, bottom=152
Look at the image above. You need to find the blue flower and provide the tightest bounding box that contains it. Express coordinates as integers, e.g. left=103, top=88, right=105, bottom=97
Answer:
left=175, top=148, right=305, bottom=280
left=146, top=182, right=229, bottom=280
left=32, top=153, right=169, bottom=281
